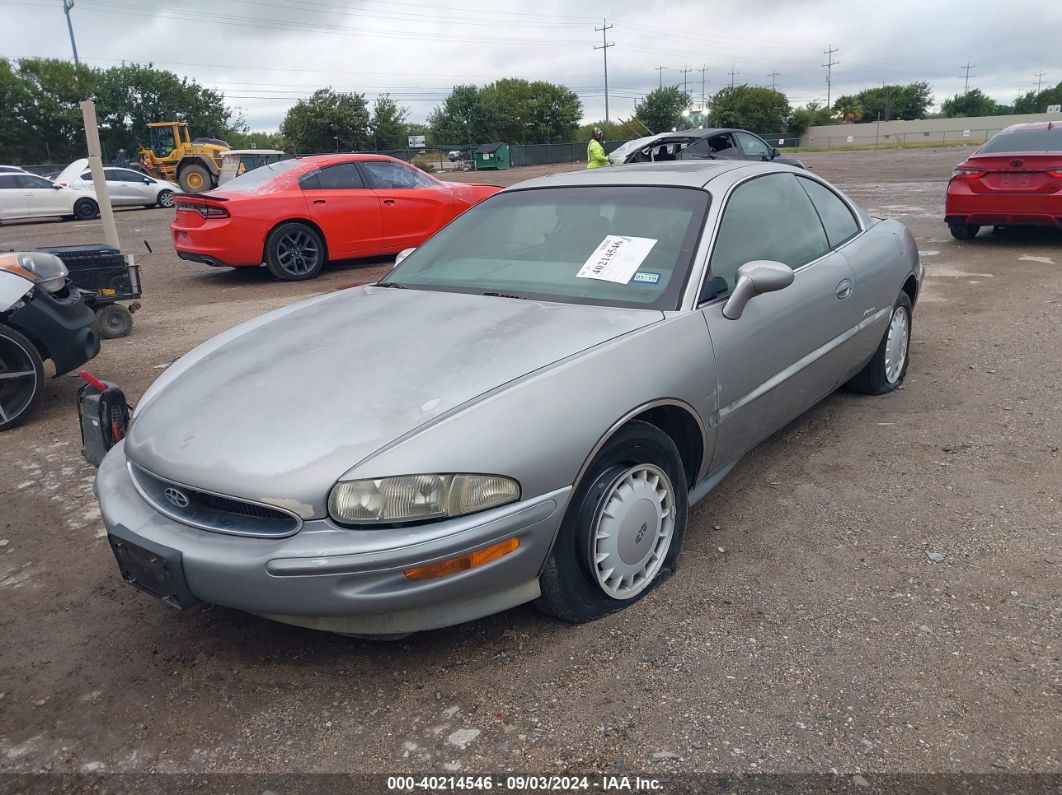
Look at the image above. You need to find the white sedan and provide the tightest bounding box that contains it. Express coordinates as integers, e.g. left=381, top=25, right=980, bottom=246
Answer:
left=55, top=159, right=179, bottom=209
left=0, top=171, right=100, bottom=222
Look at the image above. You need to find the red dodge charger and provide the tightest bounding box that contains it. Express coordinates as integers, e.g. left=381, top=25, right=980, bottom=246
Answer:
left=945, top=122, right=1062, bottom=239
left=171, top=154, right=501, bottom=280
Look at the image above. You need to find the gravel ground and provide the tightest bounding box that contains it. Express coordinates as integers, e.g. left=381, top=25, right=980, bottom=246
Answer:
left=0, top=148, right=1060, bottom=780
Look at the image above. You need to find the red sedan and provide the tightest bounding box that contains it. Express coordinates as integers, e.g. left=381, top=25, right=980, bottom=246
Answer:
left=945, top=122, right=1062, bottom=239
left=171, top=154, right=501, bottom=280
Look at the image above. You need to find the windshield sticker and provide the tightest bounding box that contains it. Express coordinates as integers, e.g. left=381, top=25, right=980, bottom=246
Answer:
left=576, top=235, right=658, bottom=284
left=631, top=271, right=661, bottom=284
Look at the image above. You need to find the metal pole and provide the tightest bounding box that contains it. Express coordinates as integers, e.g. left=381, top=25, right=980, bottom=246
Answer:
left=80, top=100, right=119, bottom=249
left=594, top=20, right=615, bottom=125
left=63, top=0, right=79, bottom=65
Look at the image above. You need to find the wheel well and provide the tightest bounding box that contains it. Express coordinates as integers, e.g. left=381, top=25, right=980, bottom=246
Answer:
left=262, top=218, right=329, bottom=263
left=630, top=404, right=704, bottom=488
left=74, top=195, right=96, bottom=208
left=902, top=274, right=918, bottom=308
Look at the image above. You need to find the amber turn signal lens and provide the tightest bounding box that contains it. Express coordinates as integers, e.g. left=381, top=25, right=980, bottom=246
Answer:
left=403, top=537, right=519, bottom=581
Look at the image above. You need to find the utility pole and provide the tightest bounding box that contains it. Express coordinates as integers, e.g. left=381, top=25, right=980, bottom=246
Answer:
left=594, top=19, right=615, bottom=124
left=654, top=66, right=666, bottom=89
left=62, top=0, right=79, bottom=65
left=1035, top=71, right=1047, bottom=93
left=768, top=71, right=781, bottom=90
left=727, top=67, right=740, bottom=88
left=679, top=66, right=692, bottom=99
left=822, top=45, right=839, bottom=107
left=961, top=63, right=974, bottom=93
left=698, top=65, right=708, bottom=106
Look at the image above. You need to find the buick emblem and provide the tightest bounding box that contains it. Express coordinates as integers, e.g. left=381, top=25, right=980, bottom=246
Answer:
left=164, top=487, right=190, bottom=509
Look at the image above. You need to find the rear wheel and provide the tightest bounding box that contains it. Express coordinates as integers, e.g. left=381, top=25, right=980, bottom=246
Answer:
left=949, top=223, right=980, bottom=240
left=96, top=304, right=133, bottom=339
left=0, top=324, right=45, bottom=432
left=73, top=197, right=99, bottom=220
left=536, top=421, right=688, bottom=623
left=265, top=222, right=325, bottom=281
left=847, top=293, right=912, bottom=395
left=178, top=164, right=211, bottom=193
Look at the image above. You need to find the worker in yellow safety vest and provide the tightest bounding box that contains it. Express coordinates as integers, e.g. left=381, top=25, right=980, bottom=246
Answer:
left=586, top=127, right=610, bottom=169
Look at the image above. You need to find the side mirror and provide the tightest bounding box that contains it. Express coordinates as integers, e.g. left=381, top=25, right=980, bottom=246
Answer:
left=143, top=178, right=152, bottom=184
left=52, top=183, right=63, bottom=189
left=395, top=247, right=416, bottom=266
left=722, top=260, right=794, bottom=320
left=771, top=147, right=781, bottom=159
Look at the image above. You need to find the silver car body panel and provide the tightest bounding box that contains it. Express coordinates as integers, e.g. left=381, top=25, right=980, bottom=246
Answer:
left=97, top=160, right=922, bottom=634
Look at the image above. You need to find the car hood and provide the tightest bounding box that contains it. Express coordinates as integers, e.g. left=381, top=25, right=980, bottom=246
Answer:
left=125, top=287, right=661, bottom=517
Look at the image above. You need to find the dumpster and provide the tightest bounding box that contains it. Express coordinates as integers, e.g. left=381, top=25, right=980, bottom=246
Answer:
left=474, top=142, right=510, bottom=170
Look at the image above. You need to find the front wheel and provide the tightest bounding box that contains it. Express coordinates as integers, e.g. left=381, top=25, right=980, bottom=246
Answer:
left=847, top=293, right=912, bottom=395
left=949, top=223, right=980, bottom=240
left=0, top=324, right=46, bottom=432
left=178, top=164, right=211, bottom=193
left=265, top=222, right=325, bottom=281
left=536, top=420, right=688, bottom=623
left=156, top=189, right=174, bottom=208
left=73, top=197, right=99, bottom=220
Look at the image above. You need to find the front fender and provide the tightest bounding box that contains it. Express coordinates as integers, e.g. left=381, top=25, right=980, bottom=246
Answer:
left=0, top=270, right=33, bottom=314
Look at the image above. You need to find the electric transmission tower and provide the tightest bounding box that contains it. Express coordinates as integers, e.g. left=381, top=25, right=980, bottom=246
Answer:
left=822, top=45, right=839, bottom=107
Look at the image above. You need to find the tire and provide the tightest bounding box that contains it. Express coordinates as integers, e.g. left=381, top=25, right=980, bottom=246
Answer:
left=847, top=293, right=913, bottom=396
left=96, top=304, right=133, bottom=339
left=264, top=222, right=326, bottom=281
left=949, top=223, right=980, bottom=240
left=73, top=197, right=99, bottom=220
left=156, top=189, right=175, bottom=209
left=0, top=324, right=46, bottom=432
left=536, top=420, right=689, bottom=623
left=178, top=164, right=211, bottom=193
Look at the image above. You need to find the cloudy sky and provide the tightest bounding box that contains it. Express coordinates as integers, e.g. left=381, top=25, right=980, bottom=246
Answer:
left=1, top=0, right=1058, bottom=131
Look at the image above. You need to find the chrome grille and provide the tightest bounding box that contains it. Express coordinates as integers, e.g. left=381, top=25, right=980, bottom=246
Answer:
left=128, top=462, right=302, bottom=537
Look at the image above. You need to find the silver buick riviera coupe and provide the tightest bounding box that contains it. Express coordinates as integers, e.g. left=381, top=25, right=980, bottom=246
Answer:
left=95, top=161, right=922, bottom=637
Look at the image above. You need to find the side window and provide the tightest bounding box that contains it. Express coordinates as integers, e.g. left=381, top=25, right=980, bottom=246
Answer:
left=301, top=163, right=365, bottom=190
left=797, top=177, right=860, bottom=248
left=735, top=132, right=771, bottom=159
left=702, top=173, right=830, bottom=301
left=116, top=169, right=147, bottom=182
left=708, top=134, right=740, bottom=156
left=80, top=172, right=93, bottom=181
left=16, top=174, right=54, bottom=189
left=0, top=174, right=18, bottom=189
left=362, top=160, right=433, bottom=189
left=103, top=168, right=123, bottom=182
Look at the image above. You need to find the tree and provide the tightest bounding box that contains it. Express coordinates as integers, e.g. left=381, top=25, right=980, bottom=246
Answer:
left=428, top=80, right=582, bottom=145
left=847, top=82, right=933, bottom=122
left=787, top=101, right=835, bottom=135
left=280, top=88, right=370, bottom=153
left=940, top=89, right=1001, bottom=118
left=576, top=120, right=635, bottom=141
left=227, top=130, right=285, bottom=150
left=708, top=85, right=790, bottom=133
left=1014, top=81, right=1062, bottom=114
left=369, top=94, right=410, bottom=150
left=832, top=95, right=863, bottom=123
left=634, top=86, right=691, bottom=134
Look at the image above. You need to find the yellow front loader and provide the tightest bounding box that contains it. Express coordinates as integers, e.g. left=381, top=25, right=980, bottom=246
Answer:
left=136, top=122, right=230, bottom=193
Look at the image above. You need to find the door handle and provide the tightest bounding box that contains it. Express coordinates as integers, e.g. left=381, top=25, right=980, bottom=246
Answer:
left=835, top=278, right=853, bottom=299
left=383, top=199, right=396, bottom=206
left=313, top=199, right=326, bottom=204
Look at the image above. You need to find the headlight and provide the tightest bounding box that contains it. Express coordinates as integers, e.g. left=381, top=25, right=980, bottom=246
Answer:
left=0, top=252, right=69, bottom=294
left=328, top=474, right=520, bottom=526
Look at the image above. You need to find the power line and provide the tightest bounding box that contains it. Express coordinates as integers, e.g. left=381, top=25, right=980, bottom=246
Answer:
left=679, top=66, right=692, bottom=98
left=961, top=63, right=975, bottom=93
left=727, top=67, right=740, bottom=88
left=822, top=45, right=839, bottom=107
left=594, top=19, right=615, bottom=124
left=1035, top=71, right=1047, bottom=93
left=768, top=71, right=781, bottom=90
left=697, top=65, right=709, bottom=106
left=655, top=66, right=666, bottom=89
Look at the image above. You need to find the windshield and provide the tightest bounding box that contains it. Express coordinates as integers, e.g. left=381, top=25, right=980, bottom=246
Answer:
left=217, top=158, right=301, bottom=192
left=979, top=127, right=1062, bottom=154
left=385, top=186, right=709, bottom=310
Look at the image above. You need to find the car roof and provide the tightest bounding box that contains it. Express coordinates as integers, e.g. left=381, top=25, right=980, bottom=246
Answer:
left=509, top=160, right=763, bottom=190
left=1000, top=121, right=1059, bottom=133
left=223, top=149, right=285, bottom=156
left=290, top=153, right=402, bottom=168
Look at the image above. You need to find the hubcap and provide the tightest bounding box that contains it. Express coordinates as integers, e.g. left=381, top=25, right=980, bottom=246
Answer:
left=884, top=305, right=909, bottom=384
left=160, top=192, right=174, bottom=207
left=186, top=172, right=204, bottom=189
left=277, top=230, right=320, bottom=275
left=0, top=337, right=38, bottom=424
left=589, top=464, right=676, bottom=600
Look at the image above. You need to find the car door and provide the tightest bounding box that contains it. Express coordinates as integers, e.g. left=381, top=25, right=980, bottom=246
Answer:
left=359, top=160, right=454, bottom=251
left=300, top=162, right=383, bottom=258
left=17, top=173, right=70, bottom=217
left=0, top=174, right=27, bottom=219
left=734, top=131, right=774, bottom=162
left=116, top=168, right=157, bottom=204
left=699, top=172, right=859, bottom=470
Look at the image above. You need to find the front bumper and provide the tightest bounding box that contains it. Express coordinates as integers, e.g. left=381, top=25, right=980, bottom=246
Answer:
left=95, top=442, right=570, bottom=635
left=6, top=283, right=100, bottom=375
